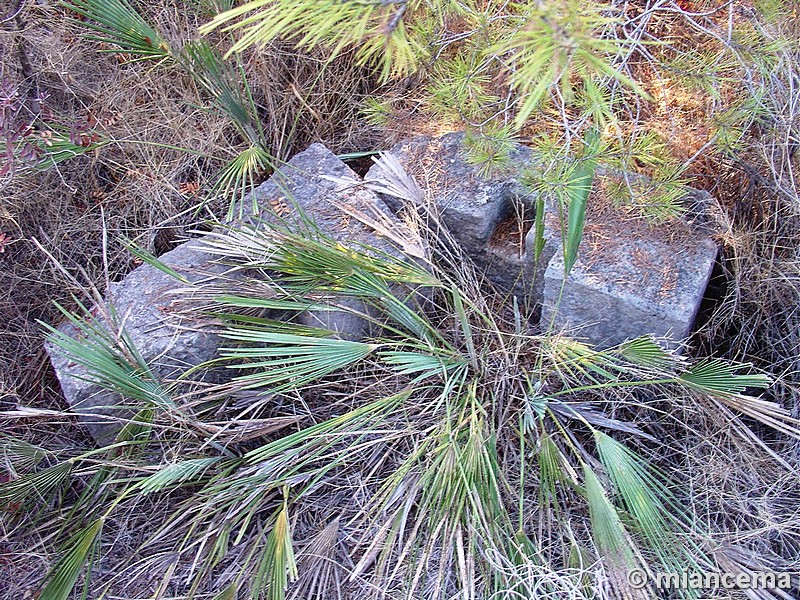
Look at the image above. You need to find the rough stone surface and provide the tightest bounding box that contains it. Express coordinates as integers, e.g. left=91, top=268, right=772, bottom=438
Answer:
left=249, top=142, right=418, bottom=338
left=45, top=240, right=227, bottom=446
left=252, top=143, right=405, bottom=250
left=368, top=132, right=720, bottom=348
left=47, top=136, right=721, bottom=445
left=366, top=132, right=556, bottom=302
left=47, top=144, right=415, bottom=444
left=540, top=194, right=719, bottom=349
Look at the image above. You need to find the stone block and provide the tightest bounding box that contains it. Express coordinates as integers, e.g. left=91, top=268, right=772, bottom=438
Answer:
left=540, top=199, right=719, bottom=349
left=45, top=239, right=227, bottom=446
left=366, top=132, right=550, bottom=300
left=46, top=144, right=419, bottom=444
left=249, top=143, right=421, bottom=338
left=368, top=132, right=720, bottom=348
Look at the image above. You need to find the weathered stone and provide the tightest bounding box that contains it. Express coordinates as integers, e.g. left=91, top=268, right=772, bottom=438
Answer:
left=540, top=195, right=719, bottom=349
left=47, top=137, right=721, bottom=445
left=249, top=142, right=419, bottom=338
left=368, top=132, right=719, bottom=348
left=45, top=239, right=227, bottom=446
left=365, top=132, right=553, bottom=301
left=46, top=143, right=417, bottom=444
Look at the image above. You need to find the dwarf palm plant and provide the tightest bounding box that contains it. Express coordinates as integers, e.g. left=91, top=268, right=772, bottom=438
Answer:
left=62, top=0, right=277, bottom=216
left=6, top=165, right=797, bottom=599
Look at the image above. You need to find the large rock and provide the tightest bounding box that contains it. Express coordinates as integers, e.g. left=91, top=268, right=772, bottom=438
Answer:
left=366, top=132, right=555, bottom=302
left=45, top=240, right=227, bottom=446
left=249, top=143, right=421, bottom=337
left=540, top=195, right=719, bottom=349
left=46, top=143, right=416, bottom=445
left=367, top=132, right=719, bottom=348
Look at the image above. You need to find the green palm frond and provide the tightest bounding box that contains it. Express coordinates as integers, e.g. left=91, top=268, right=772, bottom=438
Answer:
left=41, top=301, right=174, bottom=410
left=211, top=145, right=274, bottom=220
left=265, top=234, right=441, bottom=342
left=594, top=432, right=702, bottom=578
left=39, top=518, right=104, bottom=600
left=137, top=457, right=224, bottom=495
left=0, top=436, right=50, bottom=472
left=187, top=0, right=234, bottom=18
left=212, top=297, right=319, bottom=312
left=537, top=431, right=574, bottom=507
left=203, top=221, right=437, bottom=288
left=241, top=389, right=409, bottom=468
left=678, top=358, right=770, bottom=395
left=379, top=350, right=466, bottom=381
left=542, top=336, right=621, bottom=385
left=291, top=519, right=340, bottom=600
left=270, top=232, right=436, bottom=289
left=180, top=41, right=265, bottom=147
left=367, top=387, right=511, bottom=597
left=616, top=336, right=675, bottom=371
left=203, top=223, right=443, bottom=343
left=22, top=130, right=106, bottom=172
left=0, top=460, right=73, bottom=508
left=252, top=495, right=297, bottom=600
left=582, top=464, right=638, bottom=576
left=677, top=359, right=800, bottom=438
left=64, top=0, right=172, bottom=61
left=219, top=331, right=379, bottom=392
left=113, top=407, right=154, bottom=451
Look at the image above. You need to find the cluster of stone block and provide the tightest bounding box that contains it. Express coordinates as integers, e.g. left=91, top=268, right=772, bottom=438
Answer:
left=369, top=132, right=718, bottom=349
left=46, top=134, right=719, bottom=443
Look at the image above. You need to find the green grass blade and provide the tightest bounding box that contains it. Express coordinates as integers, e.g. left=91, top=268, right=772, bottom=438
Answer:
left=451, top=285, right=477, bottom=368
left=120, top=238, right=190, bottom=284
left=562, top=132, right=599, bottom=276
left=252, top=495, right=297, bottom=600
left=212, top=583, right=238, bottom=600
left=531, top=193, right=546, bottom=262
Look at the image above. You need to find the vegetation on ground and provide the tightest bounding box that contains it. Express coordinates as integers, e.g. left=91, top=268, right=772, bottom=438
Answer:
left=1, top=0, right=798, bottom=598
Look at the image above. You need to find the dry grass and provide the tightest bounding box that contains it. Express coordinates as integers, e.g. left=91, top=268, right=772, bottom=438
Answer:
left=1, top=1, right=799, bottom=599
left=0, top=0, right=385, bottom=414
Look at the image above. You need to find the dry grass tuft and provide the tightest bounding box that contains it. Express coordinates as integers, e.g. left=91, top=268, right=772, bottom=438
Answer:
left=1, top=1, right=799, bottom=599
